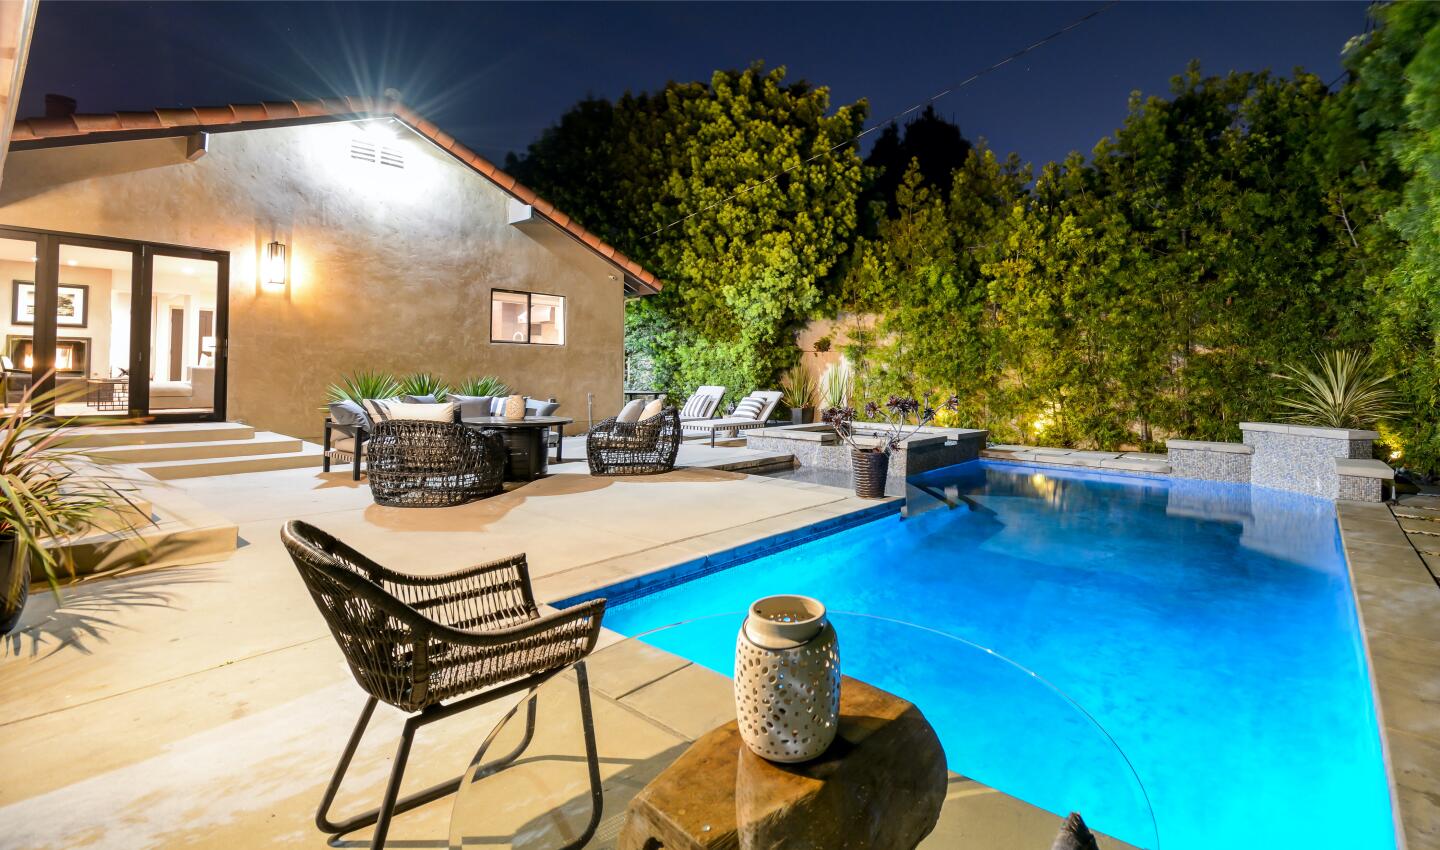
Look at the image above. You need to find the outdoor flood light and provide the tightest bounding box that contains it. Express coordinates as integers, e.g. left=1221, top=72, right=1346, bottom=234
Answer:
left=264, top=241, right=287, bottom=289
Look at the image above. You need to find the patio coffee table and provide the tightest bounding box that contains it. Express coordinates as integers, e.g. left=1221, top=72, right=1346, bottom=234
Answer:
left=447, top=613, right=1156, bottom=850
left=461, top=415, right=573, bottom=481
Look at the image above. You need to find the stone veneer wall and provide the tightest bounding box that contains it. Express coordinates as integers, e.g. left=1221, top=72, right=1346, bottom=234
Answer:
left=1167, top=441, right=1253, bottom=483
left=1335, top=474, right=1383, bottom=502
left=1241, top=423, right=1377, bottom=500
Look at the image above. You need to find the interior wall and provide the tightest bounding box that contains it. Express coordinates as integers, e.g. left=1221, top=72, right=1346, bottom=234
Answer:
left=0, top=120, right=629, bottom=438
left=0, top=258, right=115, bottom=377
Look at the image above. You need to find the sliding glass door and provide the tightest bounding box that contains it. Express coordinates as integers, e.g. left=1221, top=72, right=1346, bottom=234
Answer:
left=0, top=226, right=228, bottom=420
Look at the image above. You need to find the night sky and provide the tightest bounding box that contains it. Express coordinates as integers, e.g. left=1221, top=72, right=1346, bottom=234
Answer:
left=20, top=1, right=1371, bottom=168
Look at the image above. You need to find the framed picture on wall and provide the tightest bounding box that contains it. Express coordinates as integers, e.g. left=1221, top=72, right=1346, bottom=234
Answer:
left=11, top=281, right=90, bottom=328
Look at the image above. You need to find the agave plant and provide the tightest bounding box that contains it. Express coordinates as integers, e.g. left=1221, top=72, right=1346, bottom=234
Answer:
left=326, top=370, right=401, bottom=404
left=1, top=379, right=151, bottom=632
left=1275, top=349, right=1406, bottom=430
left=454, top=375, right=510, bottom=398
left=397, top=372, right=452, bottom=400
left=780, top=363, right=817, bottom=410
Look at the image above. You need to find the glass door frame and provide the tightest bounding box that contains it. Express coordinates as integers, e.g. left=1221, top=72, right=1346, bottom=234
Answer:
left=0, top=224, right=230, bottom=422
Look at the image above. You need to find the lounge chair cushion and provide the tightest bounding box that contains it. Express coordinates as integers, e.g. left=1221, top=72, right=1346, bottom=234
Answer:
left=383, top=401, right=456, bottom=422
left=640, top=399, right=664, bottom=420
left=329, top=400, right=370, bottom=429
left=732, top=396, right=764, bottom=421
left=616, top=399, right=646, bottom=423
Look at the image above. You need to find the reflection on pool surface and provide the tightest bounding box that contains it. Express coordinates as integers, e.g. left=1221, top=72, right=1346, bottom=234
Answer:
left=600, top=460, right=1395, bottom=850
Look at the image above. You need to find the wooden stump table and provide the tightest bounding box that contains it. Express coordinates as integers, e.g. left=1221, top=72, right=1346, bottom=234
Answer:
left=618, top=676, right=948, bottom=850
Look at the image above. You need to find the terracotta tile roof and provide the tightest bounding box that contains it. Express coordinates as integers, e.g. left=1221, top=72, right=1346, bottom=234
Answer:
left=9, top=97, right=663, bottom=294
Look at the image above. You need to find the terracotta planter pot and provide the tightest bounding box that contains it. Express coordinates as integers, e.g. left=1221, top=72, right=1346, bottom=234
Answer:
left=851, top=449, right=890, bottom=499
left=0, top=535, right=27, bottom=635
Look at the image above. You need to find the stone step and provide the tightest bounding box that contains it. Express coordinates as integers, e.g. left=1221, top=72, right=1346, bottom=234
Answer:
left=49, top=421, right=256, bottom=448
left=78, top=433, right=301, bottom=463
left=135, top=445, right=324, bottom=480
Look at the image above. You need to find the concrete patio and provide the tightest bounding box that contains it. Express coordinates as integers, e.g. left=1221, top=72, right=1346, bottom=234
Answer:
left=0, top=449, right=1128, bottom=849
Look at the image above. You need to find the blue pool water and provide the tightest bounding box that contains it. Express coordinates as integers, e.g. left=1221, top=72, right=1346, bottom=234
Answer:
left=596, top=461, right=1394, bottom=850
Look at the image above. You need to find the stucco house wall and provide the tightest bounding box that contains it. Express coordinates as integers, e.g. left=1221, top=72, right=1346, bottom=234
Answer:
left=0, top=119, right=628, bottom=439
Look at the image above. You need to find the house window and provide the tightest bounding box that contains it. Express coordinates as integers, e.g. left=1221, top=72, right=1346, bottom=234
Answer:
left=491, top=290, right=565, bottom=345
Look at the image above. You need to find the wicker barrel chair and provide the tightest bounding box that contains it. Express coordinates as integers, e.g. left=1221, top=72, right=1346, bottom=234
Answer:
left=282, top=520, right=607, bottom=850
left=366, top=419, right=506, bottom=507
left=586, top=406, right=682, bottom=475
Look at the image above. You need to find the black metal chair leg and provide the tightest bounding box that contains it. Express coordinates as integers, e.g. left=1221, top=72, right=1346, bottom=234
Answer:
left=567, top=662, right=604, bottom=850
left=467, top=696, right=539, bottom=783
left=323, top=421, right=332, bottom=473
left=315, top=695, right=378, bottom=834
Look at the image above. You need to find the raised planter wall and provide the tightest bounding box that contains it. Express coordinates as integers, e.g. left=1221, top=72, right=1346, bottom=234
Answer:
left=1167, top=439, right=1253, bottom=484
left=1241, top=422, right=1378, bottom=500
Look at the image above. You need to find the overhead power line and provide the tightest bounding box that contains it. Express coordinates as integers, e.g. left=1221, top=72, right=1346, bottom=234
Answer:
left=647, top=0, right=1121, bottom=237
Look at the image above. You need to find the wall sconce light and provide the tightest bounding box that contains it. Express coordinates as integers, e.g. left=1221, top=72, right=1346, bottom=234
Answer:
left=264, top=241, right=288, bottom=289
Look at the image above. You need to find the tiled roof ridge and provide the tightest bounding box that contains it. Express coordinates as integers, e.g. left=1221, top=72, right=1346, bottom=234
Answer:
left=10, top=96, right=661, bottom=292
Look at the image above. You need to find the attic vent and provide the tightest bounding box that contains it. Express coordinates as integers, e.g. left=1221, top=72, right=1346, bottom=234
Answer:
left=350, top=138, right=377, bottom=163
left=349, top=138, right=405, bottom=170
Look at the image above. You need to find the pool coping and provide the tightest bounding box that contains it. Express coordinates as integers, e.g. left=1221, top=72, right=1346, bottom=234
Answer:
left=1336, top=499, right=1440, bottom=850
left=540, top=486, right=902, bottom=608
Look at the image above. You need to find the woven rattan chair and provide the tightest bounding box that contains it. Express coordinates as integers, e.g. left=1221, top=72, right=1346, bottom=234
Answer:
left=282, top=520, right=607, bottom=850
left=366, top=419, right=506, bottom=507
left=586, top=406, right=681, bottom=475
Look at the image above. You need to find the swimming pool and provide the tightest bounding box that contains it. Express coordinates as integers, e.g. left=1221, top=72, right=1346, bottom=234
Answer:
left=592, top=460, right=1395, bottom=849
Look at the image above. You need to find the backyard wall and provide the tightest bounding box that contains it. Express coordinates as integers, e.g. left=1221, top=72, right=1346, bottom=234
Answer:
left=0, top=120, right=629, bottom=439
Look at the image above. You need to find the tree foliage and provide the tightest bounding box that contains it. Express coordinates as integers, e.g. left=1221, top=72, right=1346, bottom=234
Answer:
left=510, top=15, right=1440, bottom=470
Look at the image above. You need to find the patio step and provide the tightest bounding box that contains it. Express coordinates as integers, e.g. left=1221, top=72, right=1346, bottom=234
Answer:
left=78, top=433, right=302, bottom=463
left=42, top=487, right=236, bottom=577
left=134, top=444, right=324, bottom=480
left=50, top=421, right=256, bottom=448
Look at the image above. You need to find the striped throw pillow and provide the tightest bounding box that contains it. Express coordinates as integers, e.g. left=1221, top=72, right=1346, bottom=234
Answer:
left=732, top=397, right=764, bottom=421
left=680, top=393, right=711, bottom=419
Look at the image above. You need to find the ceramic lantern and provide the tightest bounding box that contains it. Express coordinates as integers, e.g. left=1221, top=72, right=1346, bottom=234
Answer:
left=734, top=595, right=841, bottom=763
left=503, top=394, right=526, bottom=420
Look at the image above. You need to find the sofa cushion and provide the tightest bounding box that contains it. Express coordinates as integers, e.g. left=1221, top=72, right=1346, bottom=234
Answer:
left=615, top=399, right=646, bottom=423
left=148, top=382, right=192, bottom=398
left=381, top=401, right=456, bottom=422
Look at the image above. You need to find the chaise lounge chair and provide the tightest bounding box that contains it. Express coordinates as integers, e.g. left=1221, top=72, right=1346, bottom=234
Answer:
left=680, top=390, right=783, bottom=447
left=282, top=520, right=607, bottom=850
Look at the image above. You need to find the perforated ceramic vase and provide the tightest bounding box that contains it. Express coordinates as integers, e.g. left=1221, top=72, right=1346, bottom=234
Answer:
left=503, top=394, right=526, bottom=420
left=734, top=595, right=841, bottom=763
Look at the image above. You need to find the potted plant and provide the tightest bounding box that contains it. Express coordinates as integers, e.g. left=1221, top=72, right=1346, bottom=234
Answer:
left=822, top=392, right=958, bottom=498
left=1274, top=349, right=1404, bottom=429
left=780, top=363, right=818, bottom=424
left=1, top=381, right=150, bottom=634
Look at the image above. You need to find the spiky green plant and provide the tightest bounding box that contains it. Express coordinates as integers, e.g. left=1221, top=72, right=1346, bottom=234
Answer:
left=398, top=372, right=452, bottom=400
left=455, top=375, right=510, bottom=398
left=780, top=363, right=817, bottom=410
left=1, top=379, right=151, bottom=627
left=1275, top=350, right=1406, bottom=430
left=326, top=371, right=401, bottom=404
left=820, top=363, right=852, bottom=411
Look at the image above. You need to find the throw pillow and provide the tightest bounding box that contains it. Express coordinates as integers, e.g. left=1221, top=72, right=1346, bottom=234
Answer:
left=328, top=400, right=371, bottom=429
left=363, top=397, right=400, bottom=423
left=680, top=393, right=711, bottom=419
left=732, top=397, right=764, bottom=421
left=382, top=401, right=456, bottom=422
left=448, top=394, right=493, bottom=419
left=615, top=399, right=646, bottom=423
left=402, top=393, right=438, bottom=404
left=640, top=399, right=665, bottom=420
left=528, top=399, right=561, bottom=417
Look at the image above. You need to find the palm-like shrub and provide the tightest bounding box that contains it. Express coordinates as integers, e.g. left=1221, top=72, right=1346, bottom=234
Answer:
left=327, top=371, right=401, bottom=404
left=2, top=380, right=150, bottom=630
left=780, top=363, right=817, bottom=410
left=398, top=372, right=451, bottom=400
left=455, top=375, right=510, bottom=398
left=1275, top=350, right=1405, bottom=430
